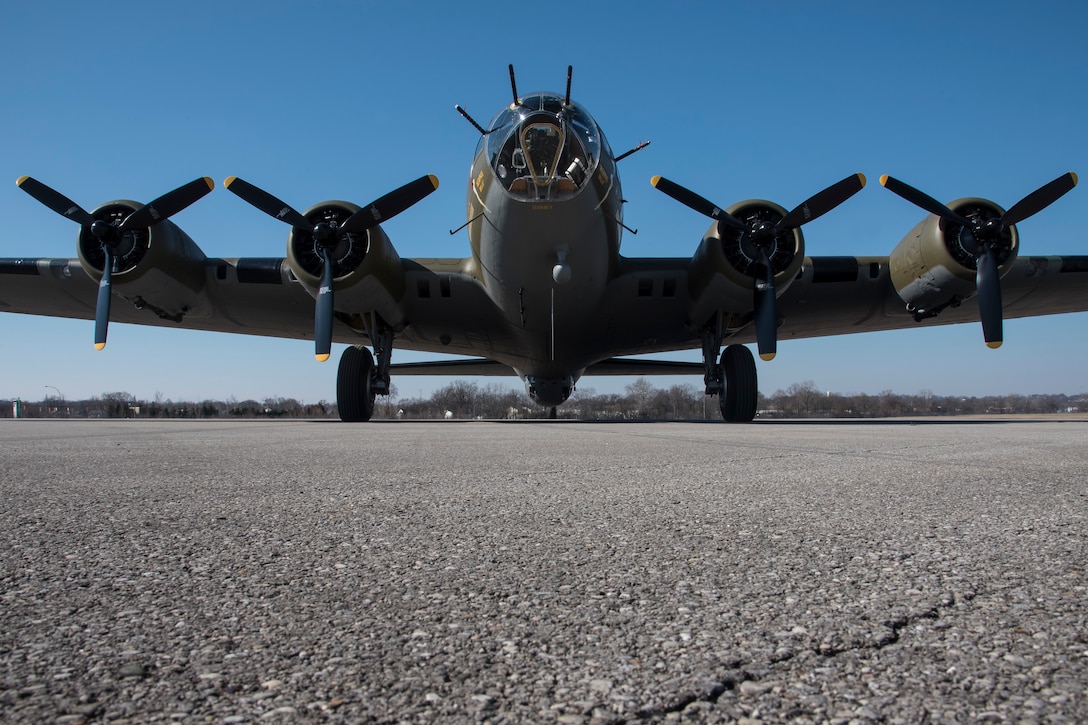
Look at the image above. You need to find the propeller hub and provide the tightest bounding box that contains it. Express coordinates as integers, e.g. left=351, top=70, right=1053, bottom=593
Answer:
left=942, top=202, right=1014, bottom=270
left=739, top=233, right=779, bottom=263
left=752, top=220, right=776, bottom=239
left=978, top=216, right=1004, bottom=239
left=718, top=203, right=793, bottom=277
left=90, top=219, right=114, bottom=240
left=312, top=221, right=336, bottom=246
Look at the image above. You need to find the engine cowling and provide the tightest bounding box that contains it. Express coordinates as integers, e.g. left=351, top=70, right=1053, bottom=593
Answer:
left=285, top=201, right=406, bottom=325
left=688, top=199, right=805, bottom=324
left=889, top=197, right=1019, bottom=318
left=78, top=200, right=210, bottom=320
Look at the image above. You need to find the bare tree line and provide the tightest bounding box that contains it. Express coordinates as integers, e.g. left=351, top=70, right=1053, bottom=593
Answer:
left=4, top=379, right=1084, bottom=420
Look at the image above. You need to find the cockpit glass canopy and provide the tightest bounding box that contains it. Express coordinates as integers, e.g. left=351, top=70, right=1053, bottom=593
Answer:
left=482, top=93, right=604, bottom=201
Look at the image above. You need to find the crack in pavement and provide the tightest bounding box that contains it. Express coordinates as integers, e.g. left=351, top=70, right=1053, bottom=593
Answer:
left=623, top=589, right=979, bottom=722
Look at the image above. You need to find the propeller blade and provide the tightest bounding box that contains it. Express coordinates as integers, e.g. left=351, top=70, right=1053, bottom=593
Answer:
left=976, top=246, right=1003, bottom=348
left=16, top=176, right=94, bottom=227
left=753, top=247, right=778, bottom=361
left=224, top=177, right=312, bottom=230
left=121, top=177, right=214, bottom=232
left=94, top=248, right=115, bottom=350
left=778, top=173, right=866, bottom=231
left=1001, top=172, right=1078, bottom=227
left=314, top=247, right=335, bottom=362
left=650, top=176, right=748, bottom=232
left=341, top=175, right=440, bottom=234
left=880, top=175, right=972, bottom=227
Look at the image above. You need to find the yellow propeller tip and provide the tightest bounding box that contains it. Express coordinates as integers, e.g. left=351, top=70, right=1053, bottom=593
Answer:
left=202, top=176, right=215, bottom=191
left=94, top=342, right=106, bottom=351
left=16, top=175, right=28, bottom=187
left=985, top=341, right=1003, bottom=349
left=315, top=353, right=330, bottom=363
left=856, top=172, right=867, bottom=187
left=650, top=175, right=662, bottom=187
left=1071, top=171, right=1079, bottom=186
left=223, top=176, right=237, bottom=188
left=879, top=174, right=890, bottom=187
left=759, top=352, right=777, bottom=361
left=428, top=174, right=440, bottom=190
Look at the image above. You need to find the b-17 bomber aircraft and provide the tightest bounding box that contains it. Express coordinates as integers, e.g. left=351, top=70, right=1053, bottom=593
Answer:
left=1, top=66, right=1085, bottom=421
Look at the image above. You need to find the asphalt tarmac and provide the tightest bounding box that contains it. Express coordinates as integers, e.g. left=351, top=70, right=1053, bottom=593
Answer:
left=2, top=418, right=1087, bottom=723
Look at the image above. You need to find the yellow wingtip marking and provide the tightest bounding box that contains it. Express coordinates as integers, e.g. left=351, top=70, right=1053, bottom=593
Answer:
left=879, top=174, right=890, bottom=187
left=759, top=352, right=777, bottom=361
left=94, top=342, right=106, bottom=351
left=985, top=341, right=1003, bottom=350
left=223, top=176, right=237, bottom=188
left=315, top=353, right=330, bottom=363
left=16, top=175, right=29, bottom=187
left=650, top=175, right=662, bottom=187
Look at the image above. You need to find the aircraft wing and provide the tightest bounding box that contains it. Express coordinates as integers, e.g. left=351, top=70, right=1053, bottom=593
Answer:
left=593, top=253, right=1088, bottom=359
left=0, top=257, right=320, bottom=341
left=6, top=252, right=1088, bottom=361
left=0, top=255, right=506, bottom=357
left=773, top=254, right=1088, bottom=343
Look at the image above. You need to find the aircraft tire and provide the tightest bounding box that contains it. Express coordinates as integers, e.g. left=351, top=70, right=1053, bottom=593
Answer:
left=719, top=345, right=758, bottom=423
left=337, top=345, right=376, bottom=422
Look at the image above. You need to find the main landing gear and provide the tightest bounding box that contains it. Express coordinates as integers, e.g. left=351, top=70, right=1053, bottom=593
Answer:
left=337, top=346, right=376, bottom=421
left=718, top=345, right=758, bottom=422
left=337, top=325, right=394, bottom=422
left=702, top=329, right=758, bottom=423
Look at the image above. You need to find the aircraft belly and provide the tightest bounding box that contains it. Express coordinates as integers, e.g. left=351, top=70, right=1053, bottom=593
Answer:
left=470, top=190, right=613, bottom=373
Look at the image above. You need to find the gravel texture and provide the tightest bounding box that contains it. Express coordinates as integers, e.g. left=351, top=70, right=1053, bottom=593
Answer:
left=1, top=418, right=1087, bottom=723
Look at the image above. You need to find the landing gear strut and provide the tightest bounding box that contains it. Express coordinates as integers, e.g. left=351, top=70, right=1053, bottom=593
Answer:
left=701, top=327, right=758, bottom=423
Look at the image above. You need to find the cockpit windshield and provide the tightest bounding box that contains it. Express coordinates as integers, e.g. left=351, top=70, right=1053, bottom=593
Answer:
left=481, top=94, right=604, bottom=201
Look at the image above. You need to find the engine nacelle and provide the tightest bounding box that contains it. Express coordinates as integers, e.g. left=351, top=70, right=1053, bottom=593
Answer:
left=688, top=199, right=805, bottom=324
left=889, top=197, right=1019, bottom=318
left=78, top=200, right=210, bottom=321
left=285, top=201, right=406, bottom=325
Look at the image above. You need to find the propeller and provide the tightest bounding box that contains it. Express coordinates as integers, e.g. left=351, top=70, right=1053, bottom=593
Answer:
left=224, top=174, right=439, bottom=361
left=880, top=172, right=1078, bottom=348
left=652, top=173, right=866, bottom=360
left=16, top=175, right=214, bottom=349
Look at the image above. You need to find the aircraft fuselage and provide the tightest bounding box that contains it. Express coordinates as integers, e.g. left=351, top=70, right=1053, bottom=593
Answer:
left=463, top=93, right=625, bottom=405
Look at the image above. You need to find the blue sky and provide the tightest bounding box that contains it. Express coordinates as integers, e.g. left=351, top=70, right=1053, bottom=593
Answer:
left=1, top=1, right=1086, bottom=403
